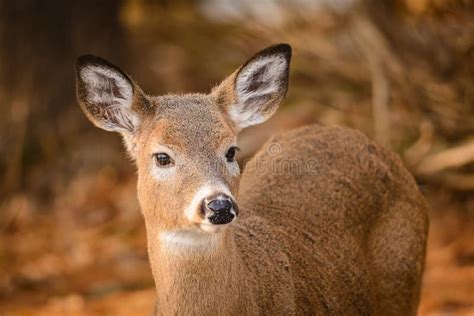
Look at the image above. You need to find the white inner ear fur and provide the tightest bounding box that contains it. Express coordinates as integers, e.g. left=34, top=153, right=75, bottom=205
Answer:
left=231, top=54, right=287, bottom=130
left=80, top=65, right=138, bottom=132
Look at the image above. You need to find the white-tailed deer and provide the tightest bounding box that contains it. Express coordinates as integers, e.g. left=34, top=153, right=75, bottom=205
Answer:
left=75, top=44, right=429, bottom=315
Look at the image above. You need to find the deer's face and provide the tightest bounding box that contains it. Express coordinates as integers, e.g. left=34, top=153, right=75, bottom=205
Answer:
left=135, top=95, right=240, bottom=232
left=75, top=44, right=291, bottom=235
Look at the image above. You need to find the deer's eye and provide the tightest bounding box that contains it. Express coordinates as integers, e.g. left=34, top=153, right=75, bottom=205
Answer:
left=154, top=153, right=174, bottom=167
left=225, top=147, right=238, bottom=162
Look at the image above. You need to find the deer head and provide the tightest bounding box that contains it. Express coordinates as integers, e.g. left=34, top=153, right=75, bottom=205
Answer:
left=75, top=44, right=291, bottom=238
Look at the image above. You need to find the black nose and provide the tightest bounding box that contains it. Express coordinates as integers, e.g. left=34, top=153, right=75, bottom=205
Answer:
left=203, top=195, right=236, bottom=225
left=208, top=199, right=232, bottom=213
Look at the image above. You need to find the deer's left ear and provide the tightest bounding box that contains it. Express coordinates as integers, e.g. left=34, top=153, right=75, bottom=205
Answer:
left=213, top=44, right=291, bottom=132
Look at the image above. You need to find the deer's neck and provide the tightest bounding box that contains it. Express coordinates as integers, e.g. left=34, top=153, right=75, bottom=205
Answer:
left=148, top=228, right=256, bottom=315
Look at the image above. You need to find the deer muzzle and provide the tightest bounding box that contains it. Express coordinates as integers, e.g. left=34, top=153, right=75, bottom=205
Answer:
left=202, top=194, right=238, bottom=225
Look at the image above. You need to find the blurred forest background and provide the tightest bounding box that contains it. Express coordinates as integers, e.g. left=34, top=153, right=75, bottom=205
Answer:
left=0, top=0, right=473, bottom=315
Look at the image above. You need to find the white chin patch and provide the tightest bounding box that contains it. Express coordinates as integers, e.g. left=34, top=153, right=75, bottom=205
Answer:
left=159, top=230, right=220, bottom=251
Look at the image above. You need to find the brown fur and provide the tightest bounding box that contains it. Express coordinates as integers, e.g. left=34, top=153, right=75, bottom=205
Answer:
left=235, top=125, right=429, bottom=315
left=75, top=44, right=429, bottom=315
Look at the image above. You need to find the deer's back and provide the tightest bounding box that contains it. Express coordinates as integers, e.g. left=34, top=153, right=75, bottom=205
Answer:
left=234, top=124, right=428, bottom=314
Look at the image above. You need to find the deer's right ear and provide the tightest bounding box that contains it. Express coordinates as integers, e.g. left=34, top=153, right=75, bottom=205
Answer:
left=75, top=55, right=141, bottom=134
